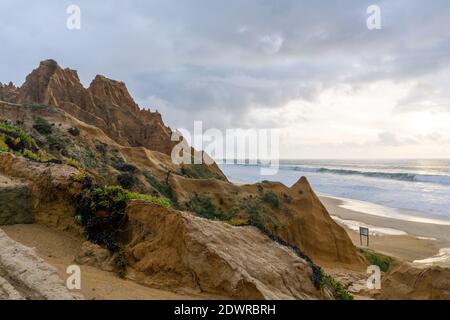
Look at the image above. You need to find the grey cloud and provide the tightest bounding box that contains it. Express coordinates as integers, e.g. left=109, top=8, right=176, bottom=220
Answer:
left=1, top=0, right=450, bottom=132
left=395, top=82, right=450, bottom=113
left=375, top=132, right=414, bottom=147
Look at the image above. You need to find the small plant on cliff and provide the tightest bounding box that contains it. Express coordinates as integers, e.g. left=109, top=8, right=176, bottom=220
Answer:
left=79, top=185, right=170, bottom=218
left=67, top=127, right=80, bottom=136
left=226, top=218, right=249, bottom=226
left=361, top=249, right=393, bottom=272
left=243, top=196, right=280, bottom=231
left=22, top=149, right=53, bottom=162
left=261, top=190, right=279, bottom=208
left=117, top=172, right=137, bottom=189
left=186, top=193, right=224, bottom=220
left=0, top=119, right=39, bottom=151
left=180, top=164, right=224, bottom=180
left=95, top=140, right=108, bottom=154
left=319, top=270, right=354, bottom=300
left=0, top=135, right=8, bottom=152
left=143, top=171, right=179, bottom=209
left=113, top=161, right=137, bottom=173
left=74, top=184, right=169, bottom=253
left=33, top=117, right=53, bottom=135
left=25, top=102, right=49, bottom=110
left=0, top=119, right=54, bottom=162
left=65, top=157, right=83, bottom=169
left=114, top=247, right=127, bottom=278
left=71, top=171, right=89, bottom=183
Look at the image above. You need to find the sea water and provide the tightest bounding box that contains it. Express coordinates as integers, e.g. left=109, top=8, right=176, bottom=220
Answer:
left=219, top=159, right=450, bottom=221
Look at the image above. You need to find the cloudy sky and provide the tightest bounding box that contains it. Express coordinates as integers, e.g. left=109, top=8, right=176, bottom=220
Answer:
left=1, top=0, right=450, bottom=158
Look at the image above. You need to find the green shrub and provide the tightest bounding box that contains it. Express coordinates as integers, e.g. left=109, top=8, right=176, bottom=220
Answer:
left=243, top=195, right=282, bottom=232
left=0, top=135, right=8, bottom=152
left=115, top=248, right=127, bottom=278
left=65, top=158, right=83, bottom=170
left=320, top=270, right=354, bottom=300
left=261, top=190, right=279, bottom=208
left=227, top=218, right=249, bottom=226
left=22, top=149, right=41, bottom=162
left=113, top=161, right=137, bottom=173
left=143, top=171, right=179, bottom=209
left=0, top=119, right=38, bottom=151
left=46, top=135, right=65, bottom=151
left=117, top=172, right=136, bottom=189
left=180, top=164, right=224, bottom=180
left=33, top=117, right=53, bottom=134
left=89, top=185, right=170, bottom=213
left=89, top=186, right=129, bottom=213
left=95, top=140, right=108, bottom=154
left=187, top=193, right=223, bottom=220
left=362, top=249, right=393, bottom=272
left=27, top=102, right=49, bottom=110
left=68, top=127, right=80, bottom=136
left=27, top=149, right=53, bottom=162
left=0, top=120, right=54, bottom=162
left=71, top=171, right=89, bottom=183
left=243, top=197, right=263, bottom=219
left=126, top=191, right=171, bottom=208
left=74, top=215, right=83, bottom=225
left=74, top=184, right=169, bottom=252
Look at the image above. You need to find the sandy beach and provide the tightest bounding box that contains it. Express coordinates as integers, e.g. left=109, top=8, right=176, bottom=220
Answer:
left=320, top=195, right=450, bottom=267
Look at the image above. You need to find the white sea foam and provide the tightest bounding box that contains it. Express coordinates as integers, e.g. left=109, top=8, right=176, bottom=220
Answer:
left=286, top=165, right=450, bottom=186
left=413, top=248, right=450, bottom=265
left=416, top=236, right=437, bottom=241
left=329, top=196, right=450, bottom=226
left=219, top=159, right=450, bottom=221
left=331, top=215, right=407, bottom=236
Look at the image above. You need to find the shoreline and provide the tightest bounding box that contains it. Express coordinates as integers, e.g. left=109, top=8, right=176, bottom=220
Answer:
left=320, top=195, right=450, bottom=267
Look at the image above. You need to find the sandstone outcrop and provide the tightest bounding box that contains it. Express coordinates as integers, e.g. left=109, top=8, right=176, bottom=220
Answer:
left=377, top=261, right=450, bottom=299
left=2, top=60, right=225, bottom=180
left=0, top=174, right=33, bottom=225
left=0, top=152, right=80, bottom=232
left=74, top=241, right=114, bottom=272
left=168, top=175, right=367, bottom=270
left=123, top=200, right=329, bottom=300
left=14, top=60, right=177, bottom=156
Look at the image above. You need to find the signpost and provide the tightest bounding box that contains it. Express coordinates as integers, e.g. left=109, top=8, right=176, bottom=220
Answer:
left=360, top=227, right=369, bottom=246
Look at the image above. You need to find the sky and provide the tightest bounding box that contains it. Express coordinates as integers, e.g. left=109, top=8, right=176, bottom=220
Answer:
left=1, top=0, right=450, bottom=159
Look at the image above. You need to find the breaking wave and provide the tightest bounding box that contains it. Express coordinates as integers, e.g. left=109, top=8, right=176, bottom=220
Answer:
left=286, top=166, right=450, bottom=186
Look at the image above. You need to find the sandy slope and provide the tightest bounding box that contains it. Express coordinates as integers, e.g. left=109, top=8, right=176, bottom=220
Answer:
left=1, top=224, right=214, bottom=300
left=0, top=228, right=80, bottom=300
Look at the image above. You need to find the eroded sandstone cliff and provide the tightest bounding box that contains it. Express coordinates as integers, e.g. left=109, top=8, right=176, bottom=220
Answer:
left=0, top=60, right=368, bottom=300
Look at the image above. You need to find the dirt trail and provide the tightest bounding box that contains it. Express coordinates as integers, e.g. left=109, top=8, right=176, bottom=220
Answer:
left=0, top=228, right=80, bottom=300
left=1, top=224, right=218, bottom=300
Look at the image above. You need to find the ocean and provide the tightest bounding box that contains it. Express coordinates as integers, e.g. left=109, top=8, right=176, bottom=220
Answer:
left=219, top=159, right=450, bottom=222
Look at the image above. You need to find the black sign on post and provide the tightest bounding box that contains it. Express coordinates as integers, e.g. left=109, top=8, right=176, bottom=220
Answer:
left=359, top=227, right=369, bottom=246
